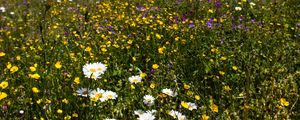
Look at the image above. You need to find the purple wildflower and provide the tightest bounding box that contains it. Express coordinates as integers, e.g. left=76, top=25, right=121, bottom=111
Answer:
left=107, top=26, right=113, bottom=30
left=239, top=16, right=243, bottom=21
left=157, top=7, right=161, bottom=11
left=181, top=16, right=186, bottom=22
left=136, top=6, right=146, bottom=11
left=189, top=23, right=195, bottom=28
left=207, top=22, right=213, bottom=28
left=237, top=24, right=242, bottom=29
left=215, top=1, right=222, bottom=8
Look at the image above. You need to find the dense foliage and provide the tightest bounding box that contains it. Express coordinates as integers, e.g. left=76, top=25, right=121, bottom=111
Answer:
left=0, top=0, right=299, bottom=119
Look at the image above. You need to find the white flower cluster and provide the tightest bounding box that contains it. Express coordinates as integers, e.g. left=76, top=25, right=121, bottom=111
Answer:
left=162, top=88, right=177, bottom=97
left=185, top=102, right=197, bottom=111
left=143, top=95, right=155, bottom=106
left=129, top=75, right=142, bottom=84
left=82, top=62, right=107, bottom=80
left=76, top=88, right=118, bottom=102
left=134, top=110, right=157, bottom=120
left=168, top=110, right=187, bottom=120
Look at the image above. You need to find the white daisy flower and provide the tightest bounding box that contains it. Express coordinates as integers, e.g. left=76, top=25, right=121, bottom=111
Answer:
left=143, top=95, right=155, bottom=106
left=138, top=112, right=155, bottom=120
left=19, top=110, right=24, bottom=114
left=129, top=75, right=142, bottom=84
left=89, top=88, right=106, bottom=102
left=82, top=62, right=107, bottom=80
left=94, top=62, right=107, bottom=74
left=135, top=110, right=157, bottom=120
left=176, top=112, right=187, bottom=120
left=168, top=110, right=187, bottom=120
left=235, top=7, right=242, bottom=11
left=250, top=2, right=256, bottom=6
left=103, top=90, right=118, bottom=100
left=168, top=110, right=177, bottom=118
left=0, top=7, right=5, bottom=12
left=162, top=88, right=177, bottom=97
left=83, top=63, right=100, bottom=79
left=76, top=88, right=91, bottom=97
left=187, top=102, right=197, bottom=111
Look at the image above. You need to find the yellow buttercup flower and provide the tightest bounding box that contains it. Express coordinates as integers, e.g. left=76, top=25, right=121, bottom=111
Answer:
left=0, top=92, right=8, bottom=100
left=139, top=72, right=147, bottom=78
left=16, top=55, right=21, bottom=60
left=155, top=33, right=162, bottom=39
left=29, top=73, right=40, bottom=79
left=0, top=52, right=5, bottom=57
left=127, top=40, right=133, bottom=44
left=232, top=66, right=238, bottom=71
left=101, top=47, right=107, bottom=52
left=223, top=85, right=231, bottom=91
left=36, top=99, right=42, bottom=104
left=181, top=101, right=189, bottom=109
left=184, top=84, right=190, bottom=90
left=220, top=56, right=227, bottom=61
left=131, top=85, right=135, bottom=89
left=201, top=114, right=209, bottom=120
left=0, top=81, right=8, bottom=89
left=57, top=109, right=63, bottom=114
left=85, top=46, right=92, bottom=52
left=7, top=62, right=12, bottom=69
left=158, top=47, right=165, bottom=54
left=211, top=104, right=218, bottom=113
left=62, top=99, right=69, bottom=104
left=150, top=83, right=155, bottom=89
left=195, top=95, right=200, bottom=100
left=211, top=48, right=217, bottom=52
left=10, top=66, right=19, bottom=73
left=72, top=113, right=78, bottom=117
left=132, top=57, right=136, bottom=61
left=175, top=37, right=179, bottom=41
left=219, top=71, right=225, bottom=76
left=74, top=77, right=80, bottom=84
left=172, top=24, right=178, bottom=30
left=152, top=64, right=159, bottom=69
left=30, top=66, right=36, bottom=72
left=280, top=98, right=289, bottom=106
left=55, top=61, right=62, bottom=69
left=32, top=87, right=40, bottom=93
left=64, top=115, right=71, bottom=120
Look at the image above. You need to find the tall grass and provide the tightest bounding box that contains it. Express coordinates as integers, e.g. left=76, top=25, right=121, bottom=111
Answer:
left=0, top=0, right=299, bottom=119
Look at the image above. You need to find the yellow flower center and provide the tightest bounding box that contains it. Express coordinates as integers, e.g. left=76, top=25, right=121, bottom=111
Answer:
left=89, top=68, right=97, bottom=73
left=95, top=93, right=102, bottom=98
left=133, top=79, right=138, bottom=82
left=107, top=94, right=113, bottom=99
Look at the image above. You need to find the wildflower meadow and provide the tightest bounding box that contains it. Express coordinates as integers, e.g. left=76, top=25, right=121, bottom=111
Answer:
left=0, top=0, right=299, bottom=119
